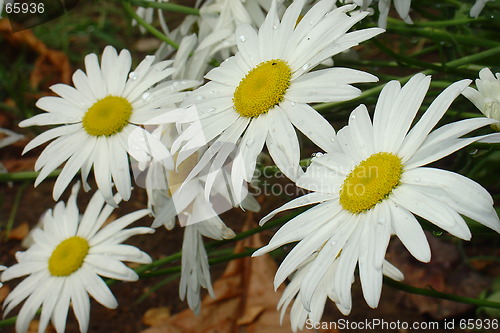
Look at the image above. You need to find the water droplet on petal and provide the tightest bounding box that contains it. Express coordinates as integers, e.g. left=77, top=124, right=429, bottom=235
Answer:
left=142, top=92, right=152, bottom=101
left=273, top=25, right=278, bottom=30
left=350, top=114, right=356, bottom=120
left=196, top=95, right=205, bottom=101
left=209, top=90, right=215, bottom=95
left=302, top=64, right=310, bottom=71
left=290, top=101, right=296, bottom=106
left=432, top=231, right=443, bottom=236
left=239, top=35, right=247, bottom=42
left=469, top=148, right=478, bottom=155
left=246, top=138, right=254, bottom=147
left=330, top=137, right=335, bottom=142
left=128, top=72, right=138, bottom=81
left=415, top=177, right=421, bottom=183
left=208, top=107, right=216, bottom=114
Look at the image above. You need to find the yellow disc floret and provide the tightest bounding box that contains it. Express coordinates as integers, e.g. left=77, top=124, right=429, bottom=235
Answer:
left=48, top=236, right=89, bottom=277
left=83, top=96, right=132, bottom=136
left=340, top=152, right=403, bottom=214
left=233, top=59, right=291, bottom=118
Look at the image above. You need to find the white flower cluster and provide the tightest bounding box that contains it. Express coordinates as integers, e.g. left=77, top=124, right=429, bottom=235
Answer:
left=1, top=0, right=499, bottom=332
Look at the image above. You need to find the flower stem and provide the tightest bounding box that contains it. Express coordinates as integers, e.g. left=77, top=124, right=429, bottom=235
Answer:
left=127, top=0, right=200, bottom=16
left=121, top=1, right=179, bottom=49
left=384, top=277, right=500, bottom=309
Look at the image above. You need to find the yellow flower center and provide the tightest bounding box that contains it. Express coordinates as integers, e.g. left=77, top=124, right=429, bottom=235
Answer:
left=48, top=236, right=89, bottom=277
left=339, top=152, right=403, bottom=214
left=233, top=59, right=291, bottom=118
left=82, top=96, right=132, bottom=136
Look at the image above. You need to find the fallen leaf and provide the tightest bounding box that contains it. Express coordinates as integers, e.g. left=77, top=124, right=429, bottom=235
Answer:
left=0, top=20, right=71, bottom=90
left=0, top=284, right=11, bottom=303
left=8, top=222, right=30, bottom=240
left=142, top=307, right=171, bottom=327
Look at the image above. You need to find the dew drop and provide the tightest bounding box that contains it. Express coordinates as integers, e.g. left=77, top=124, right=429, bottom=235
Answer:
left=209, top=90, right=216, bottom=95
left=273, top=25, right=278, bottom=30
left=330, top=137, right=335, bottom=142
left=415, top=177, right=421, bottom=183
left=196, top=95, right=205, bottom=101
left=432, top=230, right=443, bottom=236
left=246, top=138, right=254, bottom=147
left=302, top=63, right=310, bottom=71
left=142, top=92, right=152, bottom=101
left=239, top=35, right=247, bottom=42
left=309, top=20, right=314, bottom=25
left=312, top=152, right=324, bottom=158
left=128, top=72, right=138, bottom=81
left=208, top=107, right=216, bottom=114
left=469, top=148, right=478, bottom=155
left=350, top=114, right=356, bottom=120
left=290, top=101, right=296, bottom=106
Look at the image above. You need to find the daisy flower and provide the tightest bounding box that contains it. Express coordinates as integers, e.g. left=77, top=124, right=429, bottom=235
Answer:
left=279, top=255, right=403, bottom=332
left=462, top=67, right=500, bottom=131
left=141, top=123, right=258, bottom=313
left=19, top=45, right=194, bottom=205
left=173, top=0, right=382, bottom=200
left=254, top=74, right=500, bottom=312
left=1, top=183, right=153, bottom=333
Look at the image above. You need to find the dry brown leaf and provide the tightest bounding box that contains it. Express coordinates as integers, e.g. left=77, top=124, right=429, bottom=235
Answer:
left=0, top=284, right=11, bottom=303
left=8, top=222, right=30, bottom=240
left=142, top=213, right=320, bottom=333
left=0, top=20, right=71, bottom=90
left=142, top=307, right=171, bottom=327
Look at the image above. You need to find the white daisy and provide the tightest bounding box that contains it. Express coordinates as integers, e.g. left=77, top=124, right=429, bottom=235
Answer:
left=173, top=0, right=382, bottom=201
left=279, top=255, right=403, bottom=332
left=254, top=74, right=500, bottom=312
left=462, top=67, right=500, bottom=131
left=470, top=0, right=494, bottom=18
left=19, top=45, right=194, bottom=205
left=0, top=183, right=153, bottom=333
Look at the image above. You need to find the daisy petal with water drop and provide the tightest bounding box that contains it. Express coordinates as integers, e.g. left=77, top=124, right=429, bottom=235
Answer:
left=174, top=0, right=383, bottom=200
left=254, top=74, right=500, bottom=314
left=0, top=183, right=153, bottom=333
left=19, top=45, right=196, bottom=205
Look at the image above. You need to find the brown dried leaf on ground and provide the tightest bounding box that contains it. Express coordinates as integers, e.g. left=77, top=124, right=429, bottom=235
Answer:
left=387, top=234, right=491, bottom=319
left=0, top=20, right=71, bottom=90
left=7, top=222, right=30, bottom=240
left=141, top=213, right=324, bottom=333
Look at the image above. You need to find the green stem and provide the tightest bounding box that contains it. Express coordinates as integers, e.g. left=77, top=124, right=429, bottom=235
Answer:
left=386, top=25, right=500, bottom=49
left=315, top=45, right=500, bottom=112
left=139, top=248, right=255, bottom=278
left=384, top=277, right=500, bottom=309
left=121, top=1, right=179, bottom=49
left=0, top=169, right=61, bottom=183
left=127, top=0, right=200, bottom=16
left=4, top=182, right=28, bottom=240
